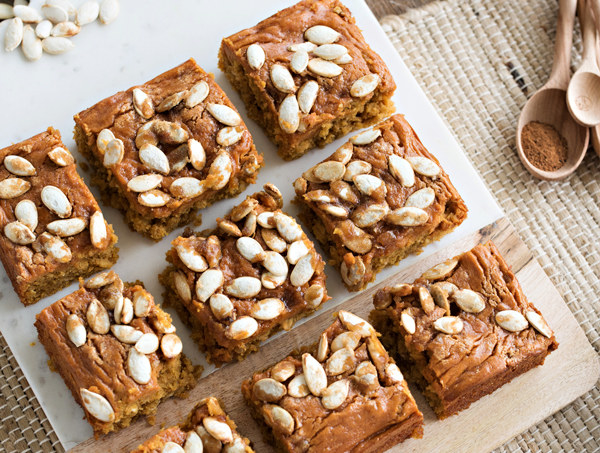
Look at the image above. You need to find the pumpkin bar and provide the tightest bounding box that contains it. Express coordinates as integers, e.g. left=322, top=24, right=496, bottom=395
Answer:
left=242, top=310, right=423, bottom=453
left=294, top=114, right=468, bottom=291
left=0, top=128, right=118, bottom=306
left=218, top=0, right=396, bottom=160
left=131, top=396, right=253, bottom=453
left=73, top=58, right=263, bottom=241
left=160, top=184, right=329, bottom=366
left=34, top=272, right=198, bottom=437
left=370, top=241, right=558, bottom=419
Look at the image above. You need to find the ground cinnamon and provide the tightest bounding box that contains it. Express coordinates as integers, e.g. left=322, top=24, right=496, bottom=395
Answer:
left=521, top=121, right=568, bottom=172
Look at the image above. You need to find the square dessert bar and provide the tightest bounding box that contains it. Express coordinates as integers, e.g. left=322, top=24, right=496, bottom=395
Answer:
left=74, top=58, right=263, bottom=241
left=131, top=396, right=253, bottom=453
left=0, top=128, right=118, bottom=305
left=370, top=241, right=558, bottom=419
left=219, top=0, right=396, bottom=160
left=242, top=310, right=424, bottom=453
left=294, top=114, right=468, bottom=291
left=34, top=271, right=198, bottom=436
left=160, top=184, right=329, bottom=365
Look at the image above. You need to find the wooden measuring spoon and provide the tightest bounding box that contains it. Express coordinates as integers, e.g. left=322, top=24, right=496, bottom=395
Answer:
left=589, top=0, right=600, bottom=156
left=517, top=0, right=589, bottom=180
left=567, top=0, right=600, bottom=126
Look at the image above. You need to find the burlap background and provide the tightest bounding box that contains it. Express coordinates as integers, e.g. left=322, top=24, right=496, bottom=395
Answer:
left=0, top=0, right=598, bottom=451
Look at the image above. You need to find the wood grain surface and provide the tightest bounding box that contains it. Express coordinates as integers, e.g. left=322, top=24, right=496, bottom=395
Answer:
left=70, top=217, right=600, bottom=453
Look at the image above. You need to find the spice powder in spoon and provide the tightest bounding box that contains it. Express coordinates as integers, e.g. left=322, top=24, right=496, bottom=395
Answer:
left=521, top=121, right=568, bottom=171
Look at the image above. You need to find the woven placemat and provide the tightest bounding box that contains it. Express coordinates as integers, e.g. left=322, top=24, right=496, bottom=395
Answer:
left=382, top=0, right=600, bottom=451
left=1, top=1, right=599, bottom=452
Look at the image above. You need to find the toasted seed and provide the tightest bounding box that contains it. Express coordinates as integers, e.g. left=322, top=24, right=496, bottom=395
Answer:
left=321, top=204, right=347, bottom=218
left=331, top=331, right=361, bottom=352
left=40, top=232, right=71, bottom=262
left=326, top=347, right=355, bottom=375
left=308, top=58, right=342, bottom=77
left=162, top=442, right=184, bottom=453
left=350, top=74, right=380, bottom=97
left=271, top=361, right=296, bottom=382
left=41, top=36, right=74, bottom=54
left=288, top=41, right=317, bottom=52
left=155, top=91, right=186, bottom=113
left=351, top=203, right=388, bottom=228
left=263, top=251, right=288, bottom=276
left=207, top=103, right=241, bottom=127
left=321, top=379, right=349, bottom=410
left=388, top=155, right=415, bottom=187
left=385, top=207, right=428, bottom=226
left=209, top=293, right=234, bottom=320
left=22, top=25, right=42, bottom=60
left=316, top=331, right=329, bottom=362
left=111, top=325, right=142, bottom=344
left=331, top=180, right=360, bottom=204
left=195, top=269, right=224, bottom=302
left=187, top=139, right=205, bottom=171
left=47, top=147, right=74, bottom=167
left=270, top=64, right=296, bottom=93
left=218, top=218, right=242, bottom=237
left=430, top=284, right=451, bottom=316
left=226, top=276, right=261, bottom=298
left=305, top=284, right=325, bottom=308
left=406, top=188, right=435, bottom=209
left=138, top=189, right=170, bottom=208
left=422, top=258, right=459, bottom=280
left=86, top=298, right=110, bottom=334
left=343, top=160, right=371, bottom=181
left=113, top=295, right=123, bottom=323
left=14, top=5, right=42, bottom=22
left=5, top=17, right=23, bottom=52
left=161, top=333, right=182, bottom=358
left=66, top=314, right=86, bottom=347
left=334, top=220, right=372, bottom=254
left=263, top=183, right=283, bottom=208
left=334, top=53, right=352, bottom=64
left=103, top=138, right=124, bottom=167
left=85, top=270, right=117, bottom=289
left=41, top=185, right=71, bottom=218
left=525, top=311, right=552, bottom=338
left=297, top=80, right=319, bottom=114
left=0, top=4, right=14, bottom=20
left=407, top=156, right=440, bottom=177
left=216, top=126, right=244, bottom=146
left=80, top=389, right=114, bottom=423
left=132, top=88, right=154, bottom=119
left=251, top=298, right=285, bottom=321
left=230, top=197, right=258, bottom=222
left=46, top=217, right=86, bottom=237
left=132, top=289, right=152, bottom=317
left=4, top=221, right=35, bottom=245
left=338, top=310, right=375, bottom=337
left=495, top=310, right=528, bottom=332
left=330, top=143, right=353, bottom=165
left=50, top=21, right=80, bottom=37
left=14, top=199, right=37, bottom=232
left=96, top=129, right=115, bottom=154
left=257, top=211, right=275, bottom=228
left=453, top=289, right=485, bottom=313
left=195, top=426, right=222, bottom=452
left=254, top=378, right=287, bottom=402
left=4, top=155, right=35, bottom=176
left=46, top=0, right=76, bottom=17
left=208, top=153, right=233, bottom=189
left=76, top=0, right=99, bottom=25
left=352, top=174, right=385, bottom=197
left=303, top=189, right=334, bottom=203
left=263, top=404, right=294, bottom=435
left=185, top=81, right=209, bottom=108
left=100, top=280, right=122, bottom=311
left=42, top=4, right=68, bottom=23
left=355, top=361, right=377, bottom=378
left=89, top=210, right=108, bottom=249
left=433, top=316, right=463, bottom=334
left=0, top=178, right=30, bottom=199
left=236, top=237, right=265, bottom=263
left=172, top=271, right=192, bottom=304
left=287, top=240, right=309, bottom=265
left=226, top=316, right=258, bottom=340
left=313, top=161, right=345, bottom=182
left=287, top=373, right=309, bottom=397
left=313, top=43, right=347, bottom=60
left=247, top=43, right=265, bottom=69
left=261, top=272, right=286, bottom=289
left=176, top=244, right=208, bottom=272
left=127, top=173, right=163, bottom=193
left=290, top=253, right=315, bottom=287
left=182, top=431, right=203, bottom=453
left=127, top=348, right=151, bottom=384
left=290, top=49, right=309, bottom=74
left=274, top=212, right=303, bottom=242
left=170, top=177, right=205, bottom=198
left=340, top=256, right=366, bottom=287
left=350, top=129, right=381, bottom=145
left=99, top=0, right=119, bottom=24
left=418, top=287, right=436, bottom=315
left=278, top=94, right=300, bottom=134
left=386, top=363, right=404, bottom=384
left=302, top=353, right=327, bottom=396
left=138, top=144, right=170, bottom=175
left=135, top=332, right=159, bottom=354
left=305, top=25, right=340, bottom=45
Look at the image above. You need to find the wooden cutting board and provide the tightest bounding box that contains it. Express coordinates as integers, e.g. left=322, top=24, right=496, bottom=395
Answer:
left=70, top=217, right=600, bottom=453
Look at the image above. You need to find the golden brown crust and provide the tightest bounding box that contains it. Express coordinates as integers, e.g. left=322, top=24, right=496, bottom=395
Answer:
left=73, top=59, right=263, bottom=240
left=34, top=277, right=199, bottom=437
left=218, top=0, right=396, bottom=160
left=242, top=313, right=423, bottom=453
left=370, top=241, right=558, bottom=418
left=0, top=128, right=118, bottom=305
left=295, top=114, right=468, bottom=291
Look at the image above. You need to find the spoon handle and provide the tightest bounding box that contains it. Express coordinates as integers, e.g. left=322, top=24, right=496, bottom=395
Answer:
left=579, top=0, right=598, bottom=65
left=548, top=0, right=578, bottom=88
left=588, top=0, right=600, bottom=40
